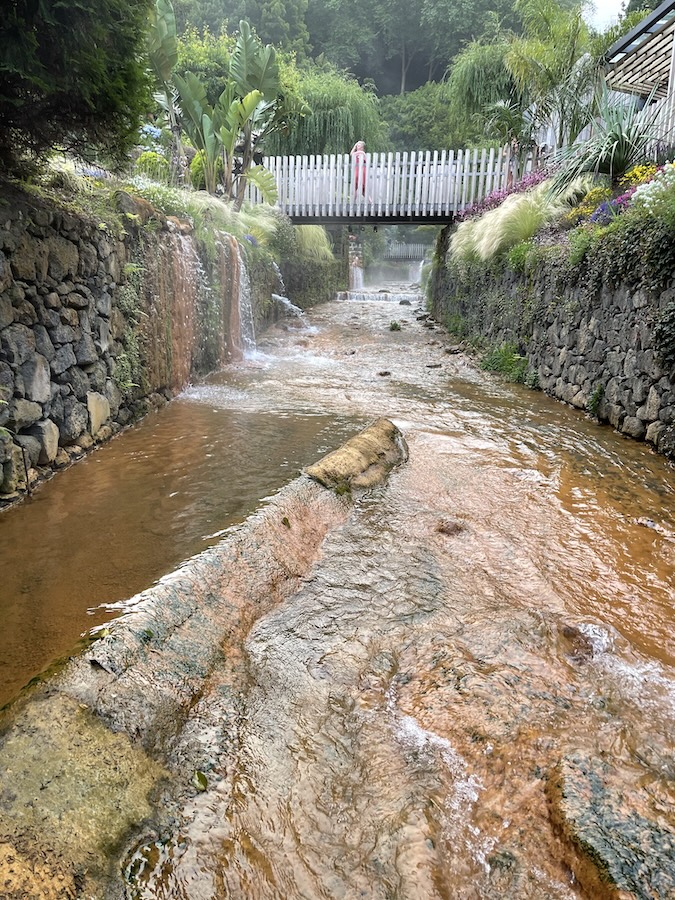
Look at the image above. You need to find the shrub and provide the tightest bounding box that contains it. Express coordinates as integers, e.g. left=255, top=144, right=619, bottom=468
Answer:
left=567, top=226, right=597, bottom=266
left=631, top=161, right=675, bottom=225
left=507, top=240, right=535, bottom=273
left=189, top=150, right=223, bottom=191
left=0, top=0, right=152, bottom=173
left=481, top=343, right=528, bottom=383
left=450, top=181, right=567, bottom=263
left=134, top=150, right=170, bottom=182
left=457, top=168, right=551, bottom=222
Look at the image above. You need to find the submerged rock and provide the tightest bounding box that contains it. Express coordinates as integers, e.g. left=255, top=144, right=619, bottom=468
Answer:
left=548, top=752, right=675, bottom=898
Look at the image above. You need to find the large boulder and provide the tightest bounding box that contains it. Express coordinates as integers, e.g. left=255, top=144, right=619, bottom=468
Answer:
left=305, top=418, right=408, bottom=490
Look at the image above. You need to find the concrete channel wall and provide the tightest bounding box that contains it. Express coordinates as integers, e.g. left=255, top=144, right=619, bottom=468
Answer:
left=430, top=225, right=675, bottom=461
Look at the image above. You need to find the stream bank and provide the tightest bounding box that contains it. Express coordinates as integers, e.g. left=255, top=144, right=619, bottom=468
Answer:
left=0, top=182, right=345, bottom=508
left=429, top=224, right=675, bottom=462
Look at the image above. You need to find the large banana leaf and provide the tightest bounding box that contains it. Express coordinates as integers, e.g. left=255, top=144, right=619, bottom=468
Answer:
left=148, top=0, right=177, bottom=86
left=228, top=90, right=264, bottom=132
left=245, top=165, right=279, bottom=205
left=174, top=72, right=213, bottom=151
left=231, top=20, right=279, bottom=99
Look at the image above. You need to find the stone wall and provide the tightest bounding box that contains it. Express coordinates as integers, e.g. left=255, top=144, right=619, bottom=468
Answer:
left=0, top=187, right=275, bottom=504
left=430, top=225, right=675, bottom=460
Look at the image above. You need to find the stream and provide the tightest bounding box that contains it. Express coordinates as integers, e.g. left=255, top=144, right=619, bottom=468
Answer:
left=2, top=292, right=675, bottom=897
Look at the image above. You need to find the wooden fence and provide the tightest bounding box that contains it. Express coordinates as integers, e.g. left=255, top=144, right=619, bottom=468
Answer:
left=244, top=147, right=518, bottom=221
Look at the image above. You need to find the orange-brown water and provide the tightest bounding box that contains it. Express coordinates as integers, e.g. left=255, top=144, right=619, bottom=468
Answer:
left=2, top=295, right=674, bottom=897
left=121, top=297, right=674, bottom=899
left=0, top=406, right=360, bottom=708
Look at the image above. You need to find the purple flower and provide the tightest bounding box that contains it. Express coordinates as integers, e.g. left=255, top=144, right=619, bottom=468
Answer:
left=244, top=234, right=258, bottom=246
left=456, top=168, right=552, bottom=221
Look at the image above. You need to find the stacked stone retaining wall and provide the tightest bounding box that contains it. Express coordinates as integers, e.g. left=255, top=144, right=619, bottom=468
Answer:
left=430, top=226, right=675, bottom=461
left=0, top=187, right=272, bottom=505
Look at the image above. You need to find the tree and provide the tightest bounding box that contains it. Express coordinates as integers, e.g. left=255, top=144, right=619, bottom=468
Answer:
left=173, top=0, right=310, bottom=58
left=305, top=0, right=383, bottom=82
left=421, top=1, right=521, bottom=84
left=0, top=0, right=152, bottom=172
left=381, top=83, right=459, bottom=150
left=624, top=0, right=660, bottom=13
left=506, top=0, right=599, bottom=148
left=266, top=63, right=386, bottom=155
left=176, top=27, right=236, bottom=105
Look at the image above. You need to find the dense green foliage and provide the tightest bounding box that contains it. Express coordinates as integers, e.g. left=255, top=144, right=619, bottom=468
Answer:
left=176, top=28, right=236, bottom=105
left=0, top=0, right=153, bottom=172
left=266, top=64, right=386, bottom=155
left=380, top=83, right=459, bottom=151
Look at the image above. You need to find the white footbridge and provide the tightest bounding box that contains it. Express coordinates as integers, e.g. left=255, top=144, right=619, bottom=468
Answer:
left=244, top=147, right=518, bottom=223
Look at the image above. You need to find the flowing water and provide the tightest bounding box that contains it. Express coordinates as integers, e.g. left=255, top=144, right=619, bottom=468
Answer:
left=121, top=297, right=673, bottom=899
left=2, top=294, right=674, bottom=897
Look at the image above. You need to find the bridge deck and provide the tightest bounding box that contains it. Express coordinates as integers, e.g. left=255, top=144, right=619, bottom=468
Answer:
left=245, top=148, right=515, bottom=223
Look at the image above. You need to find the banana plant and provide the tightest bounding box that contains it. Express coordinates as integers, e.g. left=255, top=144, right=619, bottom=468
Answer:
left=174, top=72, right=221, bottom=193
left=214, top=86, right=264, bottom=200
left=173, top=18, right=284, bottom=204
left=148, top=0, right=185, bottom=181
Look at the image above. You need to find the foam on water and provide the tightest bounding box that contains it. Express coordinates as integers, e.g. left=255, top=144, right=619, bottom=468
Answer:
left=386, top=686, right=496, bottom=871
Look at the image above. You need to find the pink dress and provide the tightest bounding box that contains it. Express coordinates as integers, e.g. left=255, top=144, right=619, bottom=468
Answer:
left=352, top=147, right=366, bottom=196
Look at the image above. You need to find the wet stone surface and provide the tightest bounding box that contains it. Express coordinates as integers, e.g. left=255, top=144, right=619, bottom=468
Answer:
left=1, top=295, right=675, bottom=898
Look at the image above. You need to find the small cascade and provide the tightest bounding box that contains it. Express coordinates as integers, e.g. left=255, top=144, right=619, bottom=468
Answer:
left=219, top=234, right=256, bottom=361
left=408, top=260, right=424, bottom=284
left=236, top=243, right=256, bottom=355
left=339, top=289, right=424, bottom=304
left=272, top=261, right=287, bottom=297
left=350, top=264, right=365, bottom=290
left=150, top=230, right=203, bottom=392
left=271, top=293, right=304, bottom=319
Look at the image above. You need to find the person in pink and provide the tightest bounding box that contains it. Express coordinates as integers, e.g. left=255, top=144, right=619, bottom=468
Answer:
left=351, top=140, right=366, bottom=196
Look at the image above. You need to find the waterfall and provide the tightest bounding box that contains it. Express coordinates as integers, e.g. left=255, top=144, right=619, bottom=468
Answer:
left=271, top=293, right=304, bottom=318
left=219, top=235, right=256, bottom=361
left=272, top=261, right=287, bottom=297
left=351, top=265, right=364, bottom=290
left=236, top=242, right=256, bottom=355
left=409, top=260, right=424, bottom=284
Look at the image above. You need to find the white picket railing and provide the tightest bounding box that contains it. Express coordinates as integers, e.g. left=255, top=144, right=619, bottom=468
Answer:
left=244, top=147, right=518, bottom=219
left=384, top=242, right=430, bottom=259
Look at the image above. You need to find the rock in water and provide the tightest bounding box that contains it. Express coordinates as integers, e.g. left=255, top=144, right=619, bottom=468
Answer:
left=548, top=752, right=675, bottom=898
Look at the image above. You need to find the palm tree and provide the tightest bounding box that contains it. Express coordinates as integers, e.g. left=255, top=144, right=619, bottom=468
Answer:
left=506, top=0, right=599, bottom=149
